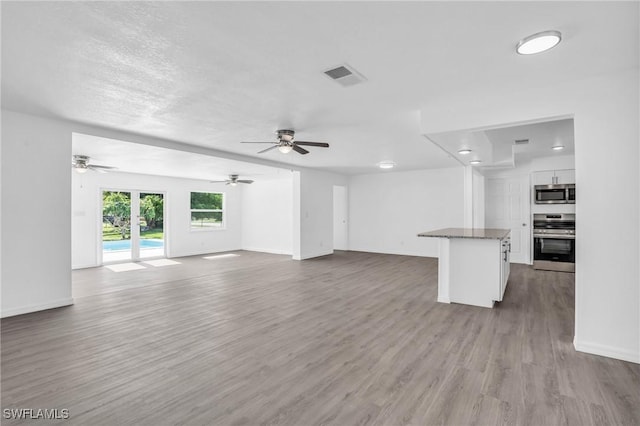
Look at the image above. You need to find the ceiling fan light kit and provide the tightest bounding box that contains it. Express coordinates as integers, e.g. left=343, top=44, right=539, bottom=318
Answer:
left=72, top=155, right=116, bottom=173
left=210, top=174, right=254, bottom=186
left=242, top=129, right=329, bottom=155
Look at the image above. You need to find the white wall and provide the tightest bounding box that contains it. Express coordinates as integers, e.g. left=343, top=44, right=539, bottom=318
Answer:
left=241, top=171, right=293, bottom=255
left=420, top=69, right=639, bottom=363
left=72, top=170, right=243, bottom=268
left=1, top=111, right=73, bottom=317
left=293, top=169, right=348, bottom=260
left=349, top=167, right=465, bottom=257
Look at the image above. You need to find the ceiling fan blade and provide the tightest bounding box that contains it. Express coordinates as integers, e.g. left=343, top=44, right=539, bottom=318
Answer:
left=258, top=145, right=279, bottom=154
left=293, top=141, right=329, bottom=148
left=241, top=141, right=276, bottom=144
left=292, top=144, right=310, bottom=155
left=209, top=180, right=228, bottom=183
left=88, top=165, right=115, bottom=173
left=237, top=180, right=254, bottom=184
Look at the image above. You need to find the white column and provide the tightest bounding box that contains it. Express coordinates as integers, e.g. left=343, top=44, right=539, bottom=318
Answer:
left=437, top=238, right=451, bottom=304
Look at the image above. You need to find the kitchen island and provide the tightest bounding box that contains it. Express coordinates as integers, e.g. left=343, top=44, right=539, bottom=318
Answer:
left=418, top=228, right=511, bottom=308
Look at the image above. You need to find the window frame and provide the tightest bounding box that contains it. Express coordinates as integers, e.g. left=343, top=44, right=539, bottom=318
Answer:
left=189, top=191, right=226, bottom=231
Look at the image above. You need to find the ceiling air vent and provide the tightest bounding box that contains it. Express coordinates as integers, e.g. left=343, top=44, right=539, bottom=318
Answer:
left=323, top=64, right=367, bottom=87
left=514, top=139, right=530, bottom=145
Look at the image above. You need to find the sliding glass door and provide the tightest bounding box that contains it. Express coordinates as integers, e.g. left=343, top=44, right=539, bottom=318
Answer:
left=138, top=193, right=164, bottom=259
left=102, top=191, right=132, bottom=262
left=101, top=190, right=165, bottom=263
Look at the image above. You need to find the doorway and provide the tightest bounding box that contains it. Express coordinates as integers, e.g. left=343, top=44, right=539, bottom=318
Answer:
left=485, top=176, right=531, bottom=264
left=101, top=190, right=165, bottom=263
left=333, top=185, right=348, bottom=250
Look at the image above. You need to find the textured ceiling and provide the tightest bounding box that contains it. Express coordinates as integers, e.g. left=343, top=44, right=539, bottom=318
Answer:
left=73, top=133, right=290, bottom=182
left=2, top=2, right=637, bottom=176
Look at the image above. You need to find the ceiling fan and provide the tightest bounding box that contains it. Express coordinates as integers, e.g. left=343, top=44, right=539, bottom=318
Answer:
left=210, top=174, right=254, bottom=186
left=72, top=155, right=116, bottom=173
left=241, top=129, right=329, bottom=155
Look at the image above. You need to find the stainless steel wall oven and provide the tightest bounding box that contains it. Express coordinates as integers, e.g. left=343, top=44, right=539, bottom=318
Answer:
left=533, top=213, right=575, bottom=272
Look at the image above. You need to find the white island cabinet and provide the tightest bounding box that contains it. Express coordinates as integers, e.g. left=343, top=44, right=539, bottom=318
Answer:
left=418, top=228, right=511, bottom=308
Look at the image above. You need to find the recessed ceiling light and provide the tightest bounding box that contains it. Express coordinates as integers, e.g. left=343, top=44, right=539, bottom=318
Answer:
left=552, top=145, right=565, bottom=151
left=469, top=160, right=482, bottom=165
left=516, top=30, right=562, bottom=55
left=378, top=161, right=396, bottom=169
left=458, top=149, right=472, bottom=155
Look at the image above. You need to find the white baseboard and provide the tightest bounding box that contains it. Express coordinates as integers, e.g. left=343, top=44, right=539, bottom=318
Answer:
left=1, top=298, right=74, bottom=318
left=574, top=337, right=640, bottom=364
left=242, top=247, right=293, bottom=256
left=295, top=249, right=334, bottom=260
left=348, top=247, right=434, bottom=258
left=72, top=263, right=99, bottom=270
left=168, top=247, right=242, bottom=259
left=437, top=296, right=451, bottom=304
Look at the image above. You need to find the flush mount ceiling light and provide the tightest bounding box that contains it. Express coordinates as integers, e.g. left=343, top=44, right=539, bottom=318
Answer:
left=552, top=145, right=565, bottom=151
left=516, top=30, right=562, bottom=55
left=378, top=161, right=396, bottom=169
left=469, top=160, right=482, bottom=165
left=457, top=149, right=472, bottom=155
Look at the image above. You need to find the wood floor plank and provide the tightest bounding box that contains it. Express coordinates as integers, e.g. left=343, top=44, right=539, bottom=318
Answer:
left=1, top=250, right=638, bottom=425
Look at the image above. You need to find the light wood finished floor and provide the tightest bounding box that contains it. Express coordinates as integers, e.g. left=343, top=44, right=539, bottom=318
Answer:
left=2, top=251, right=639, bottom=425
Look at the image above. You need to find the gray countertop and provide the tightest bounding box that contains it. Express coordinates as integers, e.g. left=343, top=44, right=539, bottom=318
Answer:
left=417, top=228, right=511, bottom=240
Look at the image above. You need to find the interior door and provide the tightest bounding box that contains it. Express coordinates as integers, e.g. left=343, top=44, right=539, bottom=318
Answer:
left=333, top=185, right=348, bottom=250
left=486, top=176, right=531, bottom=264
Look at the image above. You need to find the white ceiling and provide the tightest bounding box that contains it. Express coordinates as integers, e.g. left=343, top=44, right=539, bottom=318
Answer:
left=2, top=2, right=637, bottom=176
left=428, top=118, right=575, bottom=169
left=73, top=133, right=289, bottom=181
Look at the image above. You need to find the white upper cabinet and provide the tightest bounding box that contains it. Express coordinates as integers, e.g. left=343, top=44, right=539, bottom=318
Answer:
left=532, top=169, right=575, bottom=185
left=554, top=169, right=576, bottom=184
left=532, top=170, right=556, bottom=185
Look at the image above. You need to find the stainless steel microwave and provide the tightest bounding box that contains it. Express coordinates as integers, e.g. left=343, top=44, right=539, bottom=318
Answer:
left=534, top=184, right=575, bottom=204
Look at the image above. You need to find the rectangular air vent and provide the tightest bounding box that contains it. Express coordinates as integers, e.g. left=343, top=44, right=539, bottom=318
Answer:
left=514, top=139, right=530, bottom=145
left=325, top=66, right=352, bottom=80
left=323, top=64, right=366, bottom=87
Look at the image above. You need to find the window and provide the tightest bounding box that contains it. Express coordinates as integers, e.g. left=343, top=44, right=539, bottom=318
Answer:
left=190, top=192, right=224, bottom=229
